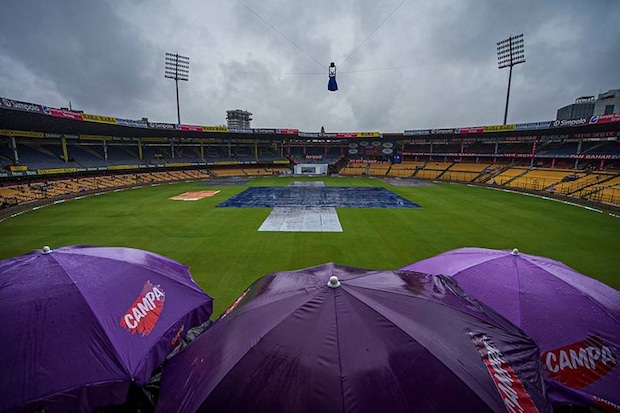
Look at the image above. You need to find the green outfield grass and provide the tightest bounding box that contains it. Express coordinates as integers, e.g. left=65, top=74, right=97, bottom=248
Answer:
left=1, top=176, right=618, bottom=316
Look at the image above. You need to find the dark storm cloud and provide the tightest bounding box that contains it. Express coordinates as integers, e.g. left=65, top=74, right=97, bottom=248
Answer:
left=0, top=0, right=618, bottom=130
left=0, top=0, right=157, bottom=118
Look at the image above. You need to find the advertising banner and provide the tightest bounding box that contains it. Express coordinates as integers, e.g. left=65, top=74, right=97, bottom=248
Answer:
left=202, top=126, right=229, bottom=133
left=252, top=128, right=277, bottom=134
left=8, top=165, right=28, bottom=172
left=430, top=128, right=455, bottom=135
left=116, top=118, right=148, bottom=128
left=82, top=113, right=118, bottom=124
left=80, top=135, right=110, bottom=141
left=228, top=128, right=253, bottom=134
left=336, top=132, right=357, bottom=138
left=551, top=118, right=587, bottom=128
left=515, top=121, right=552, bottom=131
left=165, top=162, right=194, bottom=167
left=148, top=122, right=176, bottom=130
left=357, top=131, right=382, bottom=138
left=404, top=129, right=430, bottom=136
left=47, top=108, right=84, bottom=121
left=178, top=124, right=203, bottom=132
left=276, top=129, right=299, bottom=135
left=108, top=165, right=139, bottom=170
left=298, top=132, right=319, bottom=138
left=37, top=167, right=78, bottom=175
left=455, top=126, right=485, bottom=134
left=0, top=129, right=44, bottom=138
left=588, top=113, right=620, bottom=124
left=1, top=97, right=45, bottom=114
left=483, top=124, right=516, bottom=133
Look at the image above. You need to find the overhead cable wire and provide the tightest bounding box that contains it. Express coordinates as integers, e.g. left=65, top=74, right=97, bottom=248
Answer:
left=236, top=0, right=327, bottom=70
left=341, top=0, right=407, bottom=65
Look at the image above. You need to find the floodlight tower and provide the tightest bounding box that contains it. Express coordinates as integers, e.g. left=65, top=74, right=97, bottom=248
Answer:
left=164, top=52, right=190, bottom=125
left=497, top=34, right=525, bottom=125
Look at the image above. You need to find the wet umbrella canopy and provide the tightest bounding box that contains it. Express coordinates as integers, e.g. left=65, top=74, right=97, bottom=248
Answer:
left=0, top=245, right=213, bottom=413
left=401, top=247, right=620, bottom=411
left=156, top=263, right=551, bottom=413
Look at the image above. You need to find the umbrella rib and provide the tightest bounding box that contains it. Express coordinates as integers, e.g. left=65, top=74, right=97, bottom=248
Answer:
left=333, top=290, right=346, bottom=413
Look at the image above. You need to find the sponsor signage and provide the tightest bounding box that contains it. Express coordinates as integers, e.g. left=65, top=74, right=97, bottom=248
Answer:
left=483, top=124, right=516, bottom=133
left=357, top=131, right=382, bottom=138
left=165, top=162, right=193, bottom=167
left=116, top=118, right=148, bottom=128
left=503, top=153, right=535, bottom=158
left=178, top=124, right=203, bottom=132
left=120, top=281, right=165, bottom=337
left=252, top=128, right=277, bottom=134
left=552, top=118, right=587, bottom=128
left=337, top=132, right=358, bottom=138
left=48, top=108, right=84, bottom=121
left=108, top=165, right=139, bottom=170
left=276, top=128, right=299, bottom=135
left=8, top=165, right=28, bottom=172
left=202, top=125, right=229, bottom=133
left=273, top=160, right=290, bottom=164
left=148, top=122, right=176, bottom=129
left=1, top=97, right=44, bottom=114
left=37, top=167, right=78, bottom=175
left=298, top=131, right=319, bottom=138
left=80, top=134, right=110, bottom=141
left=404, top=129, right=431, bottom=136
left=0, top=129, right=44, bottom=138
left=515, top=121, right=552, bottom=131
left=589, top=113, right=620, bottom=124
left=228, top=128, right=254, bottom=134
left=430, top=128, right=455, bottom=135
left=570, top=154, right=616, bottom=160
left=456, top=126, right=485, bottom=134
left=471, top=332, right=540, bottom=413
left=82, top=113, right=117, bottom=124
left=542, top=336, right=616, bottom=389
left=573, top=132, right=617, bottom=138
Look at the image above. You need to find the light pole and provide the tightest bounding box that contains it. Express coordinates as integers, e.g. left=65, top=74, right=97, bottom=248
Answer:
left=497, top=34, right=525, bottom=125
left=164, top=52, right=190, bottom=125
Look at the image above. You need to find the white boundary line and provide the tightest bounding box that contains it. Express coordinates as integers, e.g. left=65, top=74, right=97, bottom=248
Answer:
left=459, top=183, right=619, bottom=219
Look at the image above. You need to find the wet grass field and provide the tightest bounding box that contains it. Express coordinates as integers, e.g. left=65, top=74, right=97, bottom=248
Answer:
left=1, top=176, right=618, bottom=317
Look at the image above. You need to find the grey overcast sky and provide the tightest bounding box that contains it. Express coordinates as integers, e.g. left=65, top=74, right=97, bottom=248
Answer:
left=0, top=0, right=618, bottom=132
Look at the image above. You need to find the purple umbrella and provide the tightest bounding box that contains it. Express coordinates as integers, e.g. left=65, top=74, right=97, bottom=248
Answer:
left=0, top=245, right=213, bottom=413
left=156, top=263, right=551, bottom=413
left=401, top=247, right=620, bottom=411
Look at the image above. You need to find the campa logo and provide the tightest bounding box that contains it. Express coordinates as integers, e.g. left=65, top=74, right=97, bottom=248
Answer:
left=120, top=281, right=165, bottom=336
left=471, top=332, right=540, bottom=413
left=542, top=336, right=616, bottom=389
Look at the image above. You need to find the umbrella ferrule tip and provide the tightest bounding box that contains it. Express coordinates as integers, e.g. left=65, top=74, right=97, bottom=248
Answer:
left=42, top=246, right=53, bottom=254
left=511, top=248, right=519, bottom=256
left=327, top=276, right=341, bottom=288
